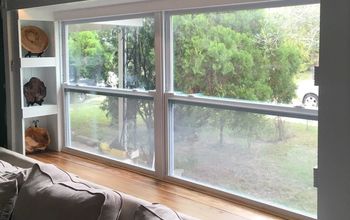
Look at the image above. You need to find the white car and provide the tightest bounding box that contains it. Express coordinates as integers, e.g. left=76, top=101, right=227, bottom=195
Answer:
left=296, top=80, right=319, bottom=108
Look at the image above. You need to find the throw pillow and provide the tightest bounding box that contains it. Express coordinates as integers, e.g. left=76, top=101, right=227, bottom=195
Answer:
left=0, top=159, right=30, bottom=189
left=0, top=178, right=18, bottom=220
left=0, top=160, right=18, bottom=171
left=134, top=203, right=183, bottom=220
left=0, top=159, right=31, bottom=220
left=12, top=163, right=122, bottom=220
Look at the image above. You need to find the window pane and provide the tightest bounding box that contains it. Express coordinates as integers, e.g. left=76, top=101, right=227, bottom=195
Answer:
left=172, top=4, right=319, bottom=109
left=67, top=92, right=154, bottom=169
left=67, top=17, right=155, bottom=90
left=170, top=102, right=317, bottom=216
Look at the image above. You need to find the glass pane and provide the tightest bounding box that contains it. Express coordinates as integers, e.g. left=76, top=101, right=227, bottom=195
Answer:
left=68, top=92, right=155, bottom=169
left=67, top=17, right=155, bottom=90
left=170, top=102, right=317, bottom=216
left=172, top=4, right=319, bottom=109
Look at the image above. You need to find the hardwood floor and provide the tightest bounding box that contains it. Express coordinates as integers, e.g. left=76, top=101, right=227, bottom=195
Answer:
left=28, top=151, right=286, bottom=220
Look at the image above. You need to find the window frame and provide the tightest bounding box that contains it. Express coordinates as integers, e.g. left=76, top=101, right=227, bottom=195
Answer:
left=61, top=1, right=320, bottom=219
left=163, top=4, right=318, bottom=220
left=62, top=13, right=160, bottom=174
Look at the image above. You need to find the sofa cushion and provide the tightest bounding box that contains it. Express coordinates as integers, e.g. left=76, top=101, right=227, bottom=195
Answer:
left=11, top=163, right=122, bottom=220
left=0, top=148, right=36, bottom=169
left=135, top=203, right=183, bottom=220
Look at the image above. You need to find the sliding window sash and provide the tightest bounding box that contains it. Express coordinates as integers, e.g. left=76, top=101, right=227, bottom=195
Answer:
left=166, top=93, right=317, bottom=121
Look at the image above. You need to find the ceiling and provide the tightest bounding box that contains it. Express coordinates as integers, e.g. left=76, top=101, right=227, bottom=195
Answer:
left=53, top=0, right=150, bottom=12
left=22, top=0, right=151, bottom=13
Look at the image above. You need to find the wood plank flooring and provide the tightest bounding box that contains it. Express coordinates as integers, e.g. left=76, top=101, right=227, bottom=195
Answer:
left=28, top=151, right=286, bottom=220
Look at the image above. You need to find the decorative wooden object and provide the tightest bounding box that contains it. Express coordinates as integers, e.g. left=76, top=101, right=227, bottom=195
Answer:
left=25, top=120, right=50, bottom=153
left=23, top=77, right=47, bottom=106
left=21, top=26, right=49, bottom=57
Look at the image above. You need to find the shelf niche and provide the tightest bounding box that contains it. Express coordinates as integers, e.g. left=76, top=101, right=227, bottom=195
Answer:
left=23, top=115, right=59, bottom=153
left=21, top=66, right=57, bottom=108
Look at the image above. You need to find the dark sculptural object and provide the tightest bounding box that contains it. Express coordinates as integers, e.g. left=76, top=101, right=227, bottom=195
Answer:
left=23, top=77, right=47, bottom=106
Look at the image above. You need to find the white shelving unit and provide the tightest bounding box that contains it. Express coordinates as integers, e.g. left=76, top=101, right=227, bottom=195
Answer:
left=5, top=10, right=62, bottom=154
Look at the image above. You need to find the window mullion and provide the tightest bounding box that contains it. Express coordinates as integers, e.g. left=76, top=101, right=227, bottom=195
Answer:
left=154, top=12, right=166, bottom=179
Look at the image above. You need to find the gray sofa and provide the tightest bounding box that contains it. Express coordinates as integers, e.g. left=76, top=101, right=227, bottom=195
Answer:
left=0, top=147, right=197, bottom=220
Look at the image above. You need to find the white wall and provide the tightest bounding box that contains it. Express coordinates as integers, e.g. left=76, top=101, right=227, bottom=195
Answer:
left=318, top=0, right=350, bottom=219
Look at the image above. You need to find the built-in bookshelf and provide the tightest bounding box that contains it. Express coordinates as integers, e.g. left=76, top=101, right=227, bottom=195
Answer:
left=15, top=14, right=62, bottom=154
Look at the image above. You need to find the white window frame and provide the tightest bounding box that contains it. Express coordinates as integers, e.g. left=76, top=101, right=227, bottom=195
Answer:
left=62, top=13, right=160, bottom=175
left=162, top=3, right=318, bottom=220
left=61, top=1, right=319, bottom=219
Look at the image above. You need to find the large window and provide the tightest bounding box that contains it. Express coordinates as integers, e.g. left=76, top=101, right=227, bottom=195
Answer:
left=167, top=4, right=319, bottom=217
left=65, top=16, right=156, bottom=170
left=63, top=3, right=319, bottom=219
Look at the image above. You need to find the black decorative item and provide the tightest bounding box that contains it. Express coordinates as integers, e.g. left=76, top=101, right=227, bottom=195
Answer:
left=24, top=51, right=45, bottom=58
left=23, top=77, right=47, bottom=106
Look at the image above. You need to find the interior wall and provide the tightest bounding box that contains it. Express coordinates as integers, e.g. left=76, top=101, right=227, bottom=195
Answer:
left=5, top=0, right=86, bottom=10
left=318, top=0, right=350, bottom=219
left=0, top=11, right=7, bottom=147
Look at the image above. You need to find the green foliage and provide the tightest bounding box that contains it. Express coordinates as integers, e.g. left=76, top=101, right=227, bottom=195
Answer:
left=125, top=18, right=155, bottom=90
left=265, top=5, right=320, bottom=69
left=267, top=40, right=302, bottom=103
left=98, top=29, right=119, bottom=82
left=173, top=12, right=302, bottom=103
left=69, top=31, right=104, bottom=81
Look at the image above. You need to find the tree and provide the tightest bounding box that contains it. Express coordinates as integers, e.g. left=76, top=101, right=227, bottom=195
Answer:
left=122, top=19, right=155, bottom=165
left=172, top=11, right=303, bottom=145
left=68, top=21, right=156, bottom=166
left=265, top=5, right=320, bottom=69
left=125, top=19, right=155, bottom=90
left=68, top=31, right=104, bottom=82
left=100, top=19, right=155, bottom=166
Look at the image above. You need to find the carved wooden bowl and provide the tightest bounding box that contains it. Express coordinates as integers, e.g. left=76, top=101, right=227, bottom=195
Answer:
left=25, top=126, right=50, bottom=153
left=23, top=77, right=47, bottom=106
left=21, top=26, right=49, bottom=54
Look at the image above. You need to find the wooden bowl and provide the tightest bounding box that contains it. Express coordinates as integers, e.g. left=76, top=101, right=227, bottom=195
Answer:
left=25, top=126, right=50, bottom=153
left=21, top=26, right=49, bottom=53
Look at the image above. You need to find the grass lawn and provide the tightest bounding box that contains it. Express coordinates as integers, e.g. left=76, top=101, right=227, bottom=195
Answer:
left=69, top=95, right=118, bottom=143
left=174, top=117, right=317, bottom=216
left=69, top=97, right=317, bottom=217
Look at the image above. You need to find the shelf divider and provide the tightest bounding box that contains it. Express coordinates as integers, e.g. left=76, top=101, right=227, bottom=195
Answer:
left=20, top=57, right=56, bottom=68
left=22, top=104, right=58, bottom=118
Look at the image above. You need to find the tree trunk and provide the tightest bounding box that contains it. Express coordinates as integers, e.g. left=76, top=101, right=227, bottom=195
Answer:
left=219, top=117, right=225, bottom=147
left=276, top=117, right=285, bottom=141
